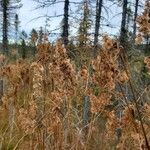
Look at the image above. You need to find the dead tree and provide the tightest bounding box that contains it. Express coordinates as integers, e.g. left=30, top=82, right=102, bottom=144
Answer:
left=94, top=0, right=103, bottom=48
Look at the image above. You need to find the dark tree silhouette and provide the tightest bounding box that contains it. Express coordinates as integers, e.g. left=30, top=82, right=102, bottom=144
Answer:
left=120, top=0, right=128, bottom=45
left=132, top=0, right=139, bottom=42
left=14, top=14, right=20, bottom=45
left=0, top=0, right=21, bottom=54
left=94, top=0, right=103, bottom=47
left=61, top=0, right=69, bottom=47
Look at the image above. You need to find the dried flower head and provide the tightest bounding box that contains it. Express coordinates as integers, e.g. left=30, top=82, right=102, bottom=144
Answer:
left=144, top=56, right=150, bottom=75
left=0, top=54, right=6, bottom=63
left=135, top=33, right=143, bottom=45
left=90, top=36, right=121, bottom=113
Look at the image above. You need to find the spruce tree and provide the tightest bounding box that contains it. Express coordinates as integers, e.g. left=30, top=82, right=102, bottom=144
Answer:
left=0, top=0, right=22, bottom=54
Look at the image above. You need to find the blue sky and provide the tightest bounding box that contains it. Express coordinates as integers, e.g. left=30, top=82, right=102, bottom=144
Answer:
left=18, top=0, right=68, bottom=40
left=19, top=0, right=48, bottom=32
left=18, top=0, right=143, bottom=40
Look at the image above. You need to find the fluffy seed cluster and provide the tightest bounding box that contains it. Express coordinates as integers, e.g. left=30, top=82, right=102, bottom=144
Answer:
left=90, top=35, right=128, bottom=113
left=144, top=56, right=150, bottom=75
left=136, top=1, right=150, bottom=44
left=18, top=101, right=37, bottom=134
left=31, top=62, right=44, bottom=100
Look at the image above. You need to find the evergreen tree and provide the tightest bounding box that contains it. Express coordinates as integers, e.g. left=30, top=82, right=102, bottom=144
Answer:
left=78, top=0, right=92, bottom=46
left=38, top=27, right=44, bottom=44
left=0, top=0, right=22, bottom=54
left=20, top=30, right=27, bottom=59
left=14, top=14, right=20, bottom=45
left=30, top=29, right=38, bottom=55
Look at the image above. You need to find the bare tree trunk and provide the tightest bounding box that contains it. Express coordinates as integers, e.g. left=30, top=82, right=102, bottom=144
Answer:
left=0, top=80, right=3, bottom=106
left=120, top=0, right=128, bottom=46
left=0, top=0, right=9, bottom=107
left=94, top=0, right=103, bottom=53
left=2, top=0, right=9, bottom=55
left=133, top=0, right=139, bottom=42
left=83, top=95, right=90, bottom=134
left=0, top=58, right=4, bottom=106
left=62, top=0, right=69, bottom=47
left=9, top=97, right=15, bottom=139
